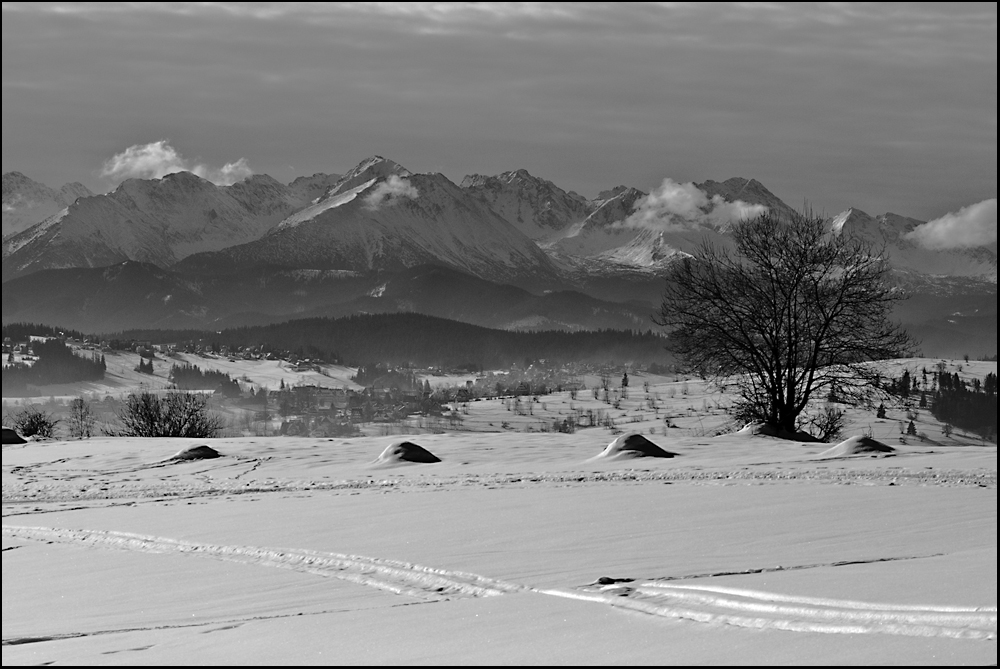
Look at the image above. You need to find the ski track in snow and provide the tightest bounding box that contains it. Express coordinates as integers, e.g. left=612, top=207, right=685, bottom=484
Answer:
left=4, top=524, right=996, bottom=644
left=542, top=581, right=997, bottom=640
left=1, top=524, right=522, bottom=601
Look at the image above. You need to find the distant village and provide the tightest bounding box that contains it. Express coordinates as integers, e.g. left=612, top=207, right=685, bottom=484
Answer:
left=3, top=330, right=647, bottom=438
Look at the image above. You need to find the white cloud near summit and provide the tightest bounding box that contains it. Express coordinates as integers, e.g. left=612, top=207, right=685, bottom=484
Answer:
left=100, top=140, right=253, bottom=186
left=622, top=178, right=768, bottom=232
left=905, top=198, right=997, bottom=250
left=364, top=175, right=419, bottom=210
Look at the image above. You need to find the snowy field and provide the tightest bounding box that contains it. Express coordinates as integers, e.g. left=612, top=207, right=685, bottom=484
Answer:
left=2, top=360, right=996, bottom=665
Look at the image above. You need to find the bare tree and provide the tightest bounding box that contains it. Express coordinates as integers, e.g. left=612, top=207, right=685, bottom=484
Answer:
left=67, top=397, right=96, bottom=439
left=654, top=213, right=914, bottom=436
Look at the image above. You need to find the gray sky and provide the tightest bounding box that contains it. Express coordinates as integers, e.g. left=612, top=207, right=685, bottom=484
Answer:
left=2, top=2, right=996, bottom=221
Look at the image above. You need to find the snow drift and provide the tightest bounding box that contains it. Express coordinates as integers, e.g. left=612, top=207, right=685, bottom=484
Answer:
left=373, top=440, right=442, bottom=466
left=588, top=432, right=679, bottom=461
left=817, top=436, right=896, bottom=458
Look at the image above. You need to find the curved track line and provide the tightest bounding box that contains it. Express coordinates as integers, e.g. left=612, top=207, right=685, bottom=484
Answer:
left=631, top=586, right=996, bottom=627
left=640, top=583, right=998, bottom=613
left=5, top=523, right=995, bottom=641
left=543, top=582, right=996, bottom=640
left=1, top=525, right=522, bottom=600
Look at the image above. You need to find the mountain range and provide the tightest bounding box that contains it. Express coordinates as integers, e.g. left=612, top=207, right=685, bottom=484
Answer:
left=2, top=171, right=94, bottom=239
left=2, top=157, right=996, bottom=357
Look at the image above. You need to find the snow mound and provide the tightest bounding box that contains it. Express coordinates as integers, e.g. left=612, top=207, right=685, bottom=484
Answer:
left=168, top=445, right=222, bottom=461
left=373, top=441, right=442, bottom=466
left=817, top=436, right=896, bottom=458
left=735, top=423, right=819, bottom=442
left=736, top=422, right=765, bottom=435
left=2, top=426, right=27, bottom=445
left=588, top=432, right=678, bottom=461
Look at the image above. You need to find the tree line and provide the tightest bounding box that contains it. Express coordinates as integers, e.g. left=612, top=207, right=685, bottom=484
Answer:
left=1, top=322, right=90, bottom=342
left=928, top=371, right=997, bottom=441
left=886, top=367, right=997, bottom=442
left=168, top=363, right=242, bottom=397
left=101, top=314, right=672, bottom=368
left=2, top=339, right=106, bottom=396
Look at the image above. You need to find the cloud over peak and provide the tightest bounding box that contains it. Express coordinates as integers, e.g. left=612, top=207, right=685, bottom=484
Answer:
left=364, top=175, right=419, bottom=210
left=100, top=140, right=253, bottom=186
left=905, top=198, right=997, bottom=250
left=623, top=178, right=768, bottom=232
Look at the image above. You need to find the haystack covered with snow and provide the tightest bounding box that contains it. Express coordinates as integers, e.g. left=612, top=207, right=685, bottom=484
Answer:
left=735, top=422, right=818, bottom=441
left=168, top=444, right=222, bottom=461
left=817, top=435, right=895, bottom=458
left=373, top=440, right=442, bottom=465
left=588, top=432, right=678, bottom=461
left=2, top=426, right=27, bottom=445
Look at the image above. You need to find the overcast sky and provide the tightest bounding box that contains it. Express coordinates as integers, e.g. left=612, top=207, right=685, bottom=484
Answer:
left=2, top=2, right=996, bottom=220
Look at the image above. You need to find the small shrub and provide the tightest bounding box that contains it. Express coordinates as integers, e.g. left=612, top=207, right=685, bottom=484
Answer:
left=804, top=406, right=846, bottom=443
left=106, top=391, right=223, bottom=438
left=5, top=406, right=60, bottom=438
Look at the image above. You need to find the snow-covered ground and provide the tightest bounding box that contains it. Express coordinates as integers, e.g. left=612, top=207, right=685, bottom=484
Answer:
left=3, top=361, right=996, bottom=665
left=2, top=349, right=365, bottom=406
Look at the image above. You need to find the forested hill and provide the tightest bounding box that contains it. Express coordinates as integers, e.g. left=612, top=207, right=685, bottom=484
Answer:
left=105, top=313, right=672, bottom=368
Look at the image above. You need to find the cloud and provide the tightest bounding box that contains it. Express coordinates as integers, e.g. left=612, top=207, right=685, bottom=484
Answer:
left=905, top=199, right=997, bottom=249
left=100, top=140, right=253, bottom=186
left=622, top=178, right=768, bottom=231
left=212, top=158, right=254, bottom=186
left=364, top=175, right=419, bottom=210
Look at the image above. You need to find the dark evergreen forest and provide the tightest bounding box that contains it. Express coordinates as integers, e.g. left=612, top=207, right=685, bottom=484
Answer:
left=2, top=339, right=105, bottom=396
left=929, top=371, right=997, bottom=441
left=101, top=314, right=673, bottom=368
left=888, top=368, right=997, bottom=442
left=168, top=363, right=242, bottom=397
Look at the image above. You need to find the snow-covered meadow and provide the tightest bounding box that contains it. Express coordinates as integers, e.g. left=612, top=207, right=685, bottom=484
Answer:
left=2, top=359, right=996, bottom=665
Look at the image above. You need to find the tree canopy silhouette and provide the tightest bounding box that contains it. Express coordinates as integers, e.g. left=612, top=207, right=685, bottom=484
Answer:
left=654, top=213, right=914, bottom=436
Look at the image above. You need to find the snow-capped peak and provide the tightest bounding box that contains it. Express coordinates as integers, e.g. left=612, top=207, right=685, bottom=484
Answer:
left=275, top=178, right=377, bottom=230
left=328, top=156, right=411, bottom=198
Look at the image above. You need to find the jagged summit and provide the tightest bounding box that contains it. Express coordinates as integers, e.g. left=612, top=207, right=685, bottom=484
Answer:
left=113, top=170, right=213, bottom=195
left=3, top=172, right=95, bottom=238
left=829, top=207, right=873, bottom=235
left=330, top=156, right=411, bottom=196
left=2, top=171, right=36, bottom=192
left=178, top=169, right=561, bottom=287
left=697, top=177, right=800, bottom=221
left=2, top=171, right=318, bottom=281
left=461, top=168, right=591, bottom=241
left=595, top=185, right=643, bottom=201
left=825, top=207, right=997, bottom=280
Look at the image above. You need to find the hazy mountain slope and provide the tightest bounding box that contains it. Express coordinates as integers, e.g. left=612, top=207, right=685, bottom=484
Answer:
left=1, top=172, right=325, bottom=282
left=286, top=172, right=342, bottom=203
left=461, top=169, right=592, bottom=242
left=1, top=262, right=653, bottom=335
left=316, top=264, right=654, bottom=331
left=829, top=208, right=997, bottom=281
left=2, top=172, right=93, bottom=238
left=0, top=261, right=212, bottom=332
left=545, top=187, right=647, bottom=257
